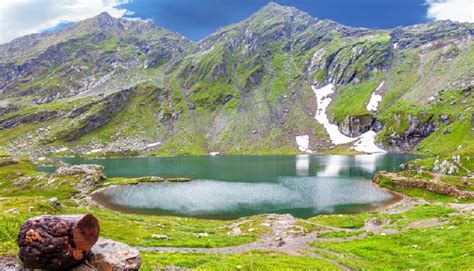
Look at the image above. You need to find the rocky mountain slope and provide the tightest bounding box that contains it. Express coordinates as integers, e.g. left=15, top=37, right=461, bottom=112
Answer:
left=0, top=2, right=473, bottom=160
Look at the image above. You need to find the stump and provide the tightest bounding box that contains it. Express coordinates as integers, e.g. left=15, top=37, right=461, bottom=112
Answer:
left=17, top=214, right=100, bottom=270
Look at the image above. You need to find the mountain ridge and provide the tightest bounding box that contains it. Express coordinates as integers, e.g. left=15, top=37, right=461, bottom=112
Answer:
left=0, top=2, right=472, bottom=164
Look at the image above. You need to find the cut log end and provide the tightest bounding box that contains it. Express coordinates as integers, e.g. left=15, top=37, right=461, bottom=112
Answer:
left=18, top=214, right=100, bottom=270
left=73, top=214, right=100, bottom=252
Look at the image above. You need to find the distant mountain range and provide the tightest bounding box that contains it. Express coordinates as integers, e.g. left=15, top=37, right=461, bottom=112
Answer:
left=0, top=2, right=473, bottom=158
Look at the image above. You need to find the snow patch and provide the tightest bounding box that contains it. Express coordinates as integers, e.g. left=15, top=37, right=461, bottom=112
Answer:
left=87, top=149, right=102, bottom=154
left=352, top=131, right=386, bottom=153
left=295, top=135, right=312, bottom=153
left=366, top=94, right=382, bottom=112
left=366, top=81, right=384, bottom=112
left=375, top=80, right=385, bottom=92
left=146, top=142, right=161, bottom=148
left=311, top=84, right=385, bottom=154
left=55, top=147, right=69, bottom=153
left=312, top=84, right=356, bottom=145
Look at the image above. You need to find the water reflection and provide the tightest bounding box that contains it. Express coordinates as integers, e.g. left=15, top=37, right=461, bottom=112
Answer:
left=97, top=176, right=394, bottom=219
left=354, top=153, right=385, bottom=173
left=317, top=154, right=388, bottom=178
left=75, top=154, right=421, bottom=219
left=46, top=154, right=419, bottom=183
left=317, top=155, right=349, bottom=177
left=295, top=155, right=310, bottom=176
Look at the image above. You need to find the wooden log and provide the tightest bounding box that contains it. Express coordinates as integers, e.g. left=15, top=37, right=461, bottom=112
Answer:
left=17, top=214, right=100, bottom=270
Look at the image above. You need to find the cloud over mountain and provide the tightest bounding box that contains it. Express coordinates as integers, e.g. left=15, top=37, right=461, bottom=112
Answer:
left=0, top=0, right=130, bottom=43
left=426, top=0, right=474, bottom=23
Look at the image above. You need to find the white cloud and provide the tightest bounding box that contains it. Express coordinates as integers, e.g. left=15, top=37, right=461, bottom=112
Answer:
left=0, top=0, right=131, bottom=44
left=426, top=0, right=474, bottom=23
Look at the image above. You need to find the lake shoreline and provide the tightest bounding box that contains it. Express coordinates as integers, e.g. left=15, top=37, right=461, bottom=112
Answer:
left=53, top=154, right=417, bottom=219
left=90, top=178, right=406, bottom=220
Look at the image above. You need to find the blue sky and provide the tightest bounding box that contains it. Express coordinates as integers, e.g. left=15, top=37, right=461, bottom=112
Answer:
left=119, top=0, right=430, bottom=40
left=0, top=0, right=473, bottom=43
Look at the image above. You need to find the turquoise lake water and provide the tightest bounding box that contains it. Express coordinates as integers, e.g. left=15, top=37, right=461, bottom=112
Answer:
left=58, top=154, right=418, bottom=219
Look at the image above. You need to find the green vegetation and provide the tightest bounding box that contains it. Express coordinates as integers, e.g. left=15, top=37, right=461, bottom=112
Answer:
left=417, top=120, right=473, bottom=155
left=79, top=82, right=161, bottom=143
left=141, top=251, right=339, bottom=270
left=329, top=74, right=382, bottom=123
left=309, top=213, right=369, bottom=229
left=311, top=215, right=474, bottom=270
left=1, top=4, right=474, bottom=270
left=0, top=157, right=265, bottom=254
left=2, top=154, right=473, bottom=269
left=269, top=53, right=289, bottom=101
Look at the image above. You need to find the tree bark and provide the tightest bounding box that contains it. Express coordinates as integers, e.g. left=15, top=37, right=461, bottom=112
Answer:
left=17, top=214, right=100, bottom=270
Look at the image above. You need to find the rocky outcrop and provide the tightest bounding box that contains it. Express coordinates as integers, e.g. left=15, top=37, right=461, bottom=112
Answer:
left=0, top=110, right=63, bottom=129
left=432, top=155, right=472, bottom=176
left=374, top=171, right=474, bottom=199
left=0, top=157, right=19, bottom=167
left=136, top=176, right=191, bottom=183
left=0, top=12, right=189, bottom=103
left=390, top=20, right=473, bottom=49
left=340, top=114, right=377, bottom=137
left=382, top=114, right=439, bottom=152
left=69, top=103, right=96, bottom=118
left=324, top=41, right=391, bottom=85
left=0, top=103, right=20, bottom=116
left=144, top=48, right=173, bottom=69
left=60, top=88, right=133, bottom=141
left=56, top=164, right=106, bottom=184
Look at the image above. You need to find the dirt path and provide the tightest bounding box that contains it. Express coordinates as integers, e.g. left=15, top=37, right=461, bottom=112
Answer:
left=138, top=214, right=352, bottom=270
left=137, top=197, right=463, bottom=269
left=139, top=214, right=312, bottom=255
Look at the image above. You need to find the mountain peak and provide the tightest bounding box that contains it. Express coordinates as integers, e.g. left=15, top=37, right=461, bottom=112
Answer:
left=95, top=11, right=115, bottom=26
left=247, top=2, right=317, bottom=27
left=256, top=2, right=308, bottom=17
left=260, top=2, right=285, bottom=11
left=97, top=11, right=112, bottom=18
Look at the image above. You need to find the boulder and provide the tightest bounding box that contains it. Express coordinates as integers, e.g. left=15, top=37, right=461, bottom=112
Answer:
left=13, top=177, right=33, bottom=186
left=73, top=238, right=141, bottom=271
left=49, top=197, right=61, bottom=209
left=5, top=208, right=19, bottom=214
left=152, top=234, right=171, bottom=240
left=56, top=164, right=106, bottom=184
left=227, top=227, right=242, bottom=236
left=195, top=233, right=209, bottom=238
left=0, top=256, right=22, bottom=271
